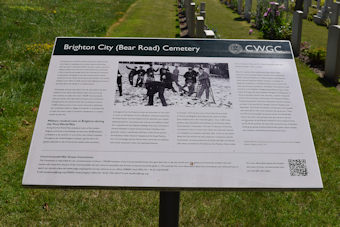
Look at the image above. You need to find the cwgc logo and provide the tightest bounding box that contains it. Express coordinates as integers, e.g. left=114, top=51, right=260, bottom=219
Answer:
left=228, top=44, right=243, bottom=54
left=245, top=45, right=282, bottom=52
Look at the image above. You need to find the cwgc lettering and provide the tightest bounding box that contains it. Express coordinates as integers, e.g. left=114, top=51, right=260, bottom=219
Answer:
left=22, top=38, right=323, bottom=189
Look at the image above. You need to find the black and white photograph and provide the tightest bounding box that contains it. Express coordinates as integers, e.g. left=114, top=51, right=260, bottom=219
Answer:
left=114, top=61, right=232, bottom=108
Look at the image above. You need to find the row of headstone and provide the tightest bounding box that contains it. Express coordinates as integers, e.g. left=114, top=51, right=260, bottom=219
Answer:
left=227, top=0, right=254, bottom=22
left=178, top=0, right=190, bottom=37
left=228, top=0, right=338, bottom=26
left=178, top=2, right=188, bottom=38
left=222, top=0, right=291, bottom=23
left=313, top=0, right=340, bottom=26
left=291, top=9, right=340, bottom=84
left=179, top=0, right=215, bottom=38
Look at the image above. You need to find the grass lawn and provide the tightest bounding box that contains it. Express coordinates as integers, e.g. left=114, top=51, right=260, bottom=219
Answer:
left=0, top=0, right=339, bottom=225
left=106, top=0, right=178, bottom=37
left=301, top=18, right=329, bottom=49
left=195, top=0, right=260, bottom=39
left=0, top=0, right=160, bottom=225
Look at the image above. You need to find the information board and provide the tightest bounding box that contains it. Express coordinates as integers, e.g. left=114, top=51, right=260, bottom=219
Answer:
left=22, top=38, right=323, bottom=189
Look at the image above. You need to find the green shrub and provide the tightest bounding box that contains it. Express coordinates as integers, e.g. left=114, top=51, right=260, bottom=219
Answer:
left=255, top=0, right=270, bottom=28
left=307, top=47, right=326, bottom=67
left=300, top=41, right=311, bottom=56
left=299, top=41, right=327, bottom=68
left=255, top=1, right=292, bottom=40
left=307, top=8, right=318, bottom=21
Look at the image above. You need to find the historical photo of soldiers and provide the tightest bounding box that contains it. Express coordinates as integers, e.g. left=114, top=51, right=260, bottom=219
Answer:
left=114, top=61, right=232, bottom=108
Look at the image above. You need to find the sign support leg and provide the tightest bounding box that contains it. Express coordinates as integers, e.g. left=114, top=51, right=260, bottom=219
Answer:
left=159, top=191, right=180, bottom=227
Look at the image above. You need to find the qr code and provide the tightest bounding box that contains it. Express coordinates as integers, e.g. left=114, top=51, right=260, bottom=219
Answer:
left=288, top=159, right=308, bottom=176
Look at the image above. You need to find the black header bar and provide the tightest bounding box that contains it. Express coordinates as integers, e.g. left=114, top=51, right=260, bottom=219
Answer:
left=53, top=37, right=293, bottom=59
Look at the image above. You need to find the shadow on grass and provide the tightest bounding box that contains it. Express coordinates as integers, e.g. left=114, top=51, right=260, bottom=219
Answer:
left=317, top=77, right=338, bottom=88
left=314, top=22, right=328, bottom=28
left=175, top=33, right=180, bottom=38
left=234, top=17, right=246, bottom=21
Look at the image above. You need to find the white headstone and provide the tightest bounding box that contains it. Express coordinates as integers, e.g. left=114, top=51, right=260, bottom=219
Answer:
left=244, top=0, right=252, bottom=22
left=200, top=10, right=206, bottom=19
left=188, top=2, right=196, bottom=37
left=291, top=10, right=303, bottom=57
left=303, top=0, right=311, bottom=19
left=317, top=0, right=321, bottom=10
left=196, top=16, right=205, bottom=38
left=185, top=0, right=192, bottom=19
left=330, top=1, right=340, bottom=25
left=204, top=29, right=215, bottom=38
left=238, top=0, right=243, bottom=14
left=325, top=25, right=340, bottom=84
left=200, top=2, right=206, bottom=12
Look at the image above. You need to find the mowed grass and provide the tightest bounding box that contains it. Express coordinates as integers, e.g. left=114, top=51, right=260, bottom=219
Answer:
left=195, top=0, right=261, bottom=39
left=186, top=1, right=339, bottom=226
left=1, top=0, right=340, bottom=225
left=106, top=0, right=178, bottom=37
left=0, top=0, right=136, bottom=148
left=0, top=0, right=158, bottom=225
left=301, top=18, right=329, bottom=48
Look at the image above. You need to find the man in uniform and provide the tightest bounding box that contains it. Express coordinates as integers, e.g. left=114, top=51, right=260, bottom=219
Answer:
left=145, top=65, right=170, bottom=106
left=161, top=67, right=177, bottom=93
left=126, top=65, right=138, bottom=86
left=135, top=66, right=146, bottom=87
left=172, top=65, right=183, bottom=92
left=159, top=63, right=168, bottom=81
left=145, top=63, right=159, bottom=83
left=183, top=67, right=197, bottom=96
left=117, top=70, right=122, bottom=96
left=145, top=81, right=167, bottom=106
left=196, top=66, right=211, bottom=101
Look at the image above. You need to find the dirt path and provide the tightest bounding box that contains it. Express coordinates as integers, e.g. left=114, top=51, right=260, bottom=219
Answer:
left=105, top=1, right=139, bottom=37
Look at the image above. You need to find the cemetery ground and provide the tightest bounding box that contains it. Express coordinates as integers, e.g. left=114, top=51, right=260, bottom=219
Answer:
left=210, top=0, right=340, bottom=49
left=105, top=0, right=177, bottom=37
left=301, top=0, right=340, bottom=48
left=0, top=0, right=339, bottom=225
left=192, top=0, right=264, bottom=39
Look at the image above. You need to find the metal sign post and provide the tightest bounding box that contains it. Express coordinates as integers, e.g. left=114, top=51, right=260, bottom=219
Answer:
left=159, top=191, right=180, bottom=227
